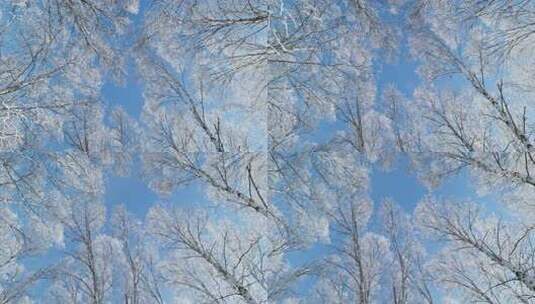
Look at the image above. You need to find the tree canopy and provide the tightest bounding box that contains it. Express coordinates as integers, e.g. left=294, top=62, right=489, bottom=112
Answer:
left=1, top=0, right=535, bottom=303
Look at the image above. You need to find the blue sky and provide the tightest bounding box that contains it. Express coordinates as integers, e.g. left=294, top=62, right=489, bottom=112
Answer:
left=94, top=8, right=484, bottom=298
left=92, top=4, right=513, bottom=302
left=14, top=2, right=519, bottom=302
left=95, top=8, right=441, bottom=296
left=97, top=1, right=492, bottom=231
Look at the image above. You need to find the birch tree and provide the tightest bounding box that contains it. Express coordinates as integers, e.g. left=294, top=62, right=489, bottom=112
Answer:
left=136, top=1, right=404, bottom=301
left=416, top=197, right=535, bottom=303
left=380, top=199, right=435, bottom=304
left=0, top=1, right=137, bottom=300
left=403, top=0, right=535, bottom=210
left=111, top=205, right=165, bottom=304
left=147, top=205, right=312, bottom=303
left=388, top=1, right=535, bottom=301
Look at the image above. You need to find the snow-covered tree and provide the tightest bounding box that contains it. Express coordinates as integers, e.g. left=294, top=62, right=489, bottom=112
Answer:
left=0, top=1, right=138, bottom=300
left=147, top=205, right=312, bottom=303
left=4, top=1, right=535, bottom=303
left=390, top=1, right=535, bottom=301
left=403, top=0, right=535, bottom=210
left=416, top=197, right=535, bottom=303
left=380, top=199, right=435, bottom=304
left=111, top=205, right=165, bottom=304
left=136, top=1, right=408, bottom=302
